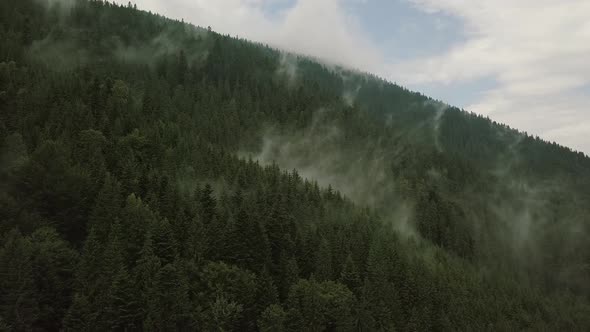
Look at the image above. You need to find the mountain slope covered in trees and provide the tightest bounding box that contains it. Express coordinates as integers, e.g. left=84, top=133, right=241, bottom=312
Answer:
left=1, top=0, right=589, bottom=330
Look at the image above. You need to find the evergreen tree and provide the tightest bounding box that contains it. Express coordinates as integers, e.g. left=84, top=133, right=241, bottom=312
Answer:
left=365, top=234, right=402, bottom=329
left=198, top=184, right=224, bottom=260
left=0, top=230, right=38, bottom=331
left=103, top=266, right=140, bottom=330
left=119, top=194, right=156, bottom=267
left=207, top=295, right=243, bottom=332
left=285, top=279, right=355, bottom=331
left=279, top=255, right=300, bottom=300
left=266, top=195, right=296, bottom=276
left=150, top=263, right=192, bottom=330
left=258, top=304, right=286, bottom=332
left=315, top=238, right=333, bottom=281
left=63, top=294, right=92, bottom=331
left=340, top=253, right=361, bottom=293
left=152, top=218, right=177, bottom=265
left=255, top=268, right=279, bottom=318
left=30, top=227, right=78, bottom=330
left=133, top=230, right=161, bottom=324
left=226, top=190, right=270, bottom=271
left=88, top=173, right=122, bottom=242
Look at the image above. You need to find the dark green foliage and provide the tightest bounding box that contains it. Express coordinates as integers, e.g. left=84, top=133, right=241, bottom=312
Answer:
left=315, top=239, right=333, bottom=281
left=103, top=265, right=139, bottom=330
left=88, top=173, right=122, bottom=242
left=30, top=227, right=78, bottom=330
left=255, top=268, right=280, bottom=319
left=62, top=293, right=92, bottom=331
left=339, top=254, right=361, bottom=293
left=148, top=263, right=192, bottom=330
left=224, top=190, right=270, bottom=271
left=195, top=262, right=257, bottom=330
left=0, top=0, right=589, bottom=330
left=258, top=304, right=287, bottom=332
left=0, top=230, right=38, bottom=330
left=285, top=279, right=356, bottom=331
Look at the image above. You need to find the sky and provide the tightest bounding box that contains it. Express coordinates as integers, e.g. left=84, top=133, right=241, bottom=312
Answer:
left=116, top=0, right=590, bottom=154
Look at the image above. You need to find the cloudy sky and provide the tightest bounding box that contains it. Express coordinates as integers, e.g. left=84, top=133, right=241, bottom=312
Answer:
left=117, top=0, right=590, bottom=154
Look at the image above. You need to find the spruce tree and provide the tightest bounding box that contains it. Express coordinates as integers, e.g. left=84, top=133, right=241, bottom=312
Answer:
left=30, top=227, right=78, bottom=330
left=315, top=238, right=333, bottom=281
left=88, top=173, right=122, bottom=243
left=151, top=263, right=192, bottom=330
left=226, top=190, right=270, bottom=272
left=258, top=304, right=286, bottom=332
left=0, top=230, right=39, bottom=330
left=133, top=230, right=161, bottom=324
left=63, top=294, right=92, bottom=331
left=152, top=218, right=177, bottom=265
left=340, top=253, right=361, bottom=293
left=255, top=268, right=279, bottom=318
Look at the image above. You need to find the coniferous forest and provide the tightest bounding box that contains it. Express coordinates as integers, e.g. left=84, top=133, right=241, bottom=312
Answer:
left=1, top=0, right=590, bottom=331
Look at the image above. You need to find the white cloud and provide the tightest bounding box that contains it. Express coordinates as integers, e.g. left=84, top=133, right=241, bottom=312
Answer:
left=118, top=0, right=590, bottom=154
left=394, top=0, right=590, bottom=153
left=120, top=0, right=383, bottom=72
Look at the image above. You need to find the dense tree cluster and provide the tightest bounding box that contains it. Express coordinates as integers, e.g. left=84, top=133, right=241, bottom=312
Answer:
left=1, top=0, right=589, bottom=330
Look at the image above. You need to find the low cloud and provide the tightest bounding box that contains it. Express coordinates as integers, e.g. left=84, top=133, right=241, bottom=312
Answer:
left=117, top=0, right=383, bottom=73
left=240, top=108, right=418, bottom=237
left=276, top=52, right=299, bottom=87
left=395, top=0, right=590, bottom=154
left=117, top=0, right=590, bottom=154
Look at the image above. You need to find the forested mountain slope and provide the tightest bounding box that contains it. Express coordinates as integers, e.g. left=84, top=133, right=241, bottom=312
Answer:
left=1, top=0, right=589, bottom=331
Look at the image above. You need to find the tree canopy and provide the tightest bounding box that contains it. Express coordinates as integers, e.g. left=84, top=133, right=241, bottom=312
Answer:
left=0, top=0, right=589, bottom=330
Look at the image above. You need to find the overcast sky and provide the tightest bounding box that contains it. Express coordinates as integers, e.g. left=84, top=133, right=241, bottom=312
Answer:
left=116, top=0, right=590, bottom=154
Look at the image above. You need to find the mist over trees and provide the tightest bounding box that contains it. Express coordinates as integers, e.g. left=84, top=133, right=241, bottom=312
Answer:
left=1, top=0, right=589, bottom=330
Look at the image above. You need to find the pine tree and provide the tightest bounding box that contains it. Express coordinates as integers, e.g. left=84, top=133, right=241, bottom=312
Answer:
left=207, top=295, right=243, bottom=332
left=279, top=255, right=299, bottom=300
left=198, top=184, right=224, bottom=260
left=150, top=263, right=192, bottom=330
left=172, top=206, right=192, bottom=259
left=152, top=218, right=177, bottom=265
left=74, top=129, right=107, bottom=189
left=74, top=225, right=103, bottom=305
left=340, top=253, right=361, bottom=292
left=265, top=195, right=296, bottom=275
left=355, top=279, right=378, bottom=331
left=226, top=190, right=270, bottom=272
left=0, top=230, right=39, bottom=331
left=255, top=268, right=279, bottom=318
left=103, top=266, right=140, bottom=330
left=119, top=194, right=156, bottom=267
left=365, top=234, right=402, bottom=329
left=185, top=212, right=207, bottom=263
left=0, top=132, right=28, bottom=176
left=133, top=230, right=161, bottom=324
left=199, top=184, right=217, bottom=224
left=258, top=304, right=286, bottom=332
left=89, top=219, right=128, bottom=329
left=176, top=50, right=188, bottom=85
left=315, top=238, right=333, bottom=281
left=158, top=175, right=177, bottom=221
left=88, top=173, right=122, bottom=242
left=30, top=227, right=78, bottom=330
left=285, top=279, right=355, bottom=331
left=63, top=294, right=93, bottom=331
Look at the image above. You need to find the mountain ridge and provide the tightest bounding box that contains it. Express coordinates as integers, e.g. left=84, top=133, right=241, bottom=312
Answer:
left=1, top=0, right=589, bottom=330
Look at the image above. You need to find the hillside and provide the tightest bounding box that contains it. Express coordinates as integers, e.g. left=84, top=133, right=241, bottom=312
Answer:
left=1, top=0, right=589, bottom=330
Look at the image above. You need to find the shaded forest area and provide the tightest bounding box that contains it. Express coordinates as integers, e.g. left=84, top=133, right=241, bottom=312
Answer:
left=1, top=0, right=589, bottom=331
